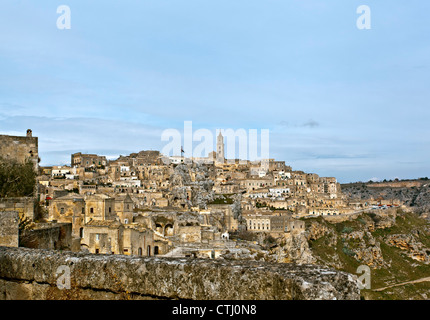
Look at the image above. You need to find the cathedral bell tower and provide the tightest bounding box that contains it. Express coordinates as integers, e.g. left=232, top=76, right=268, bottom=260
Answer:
left=216, top=131, right=225, bottom=164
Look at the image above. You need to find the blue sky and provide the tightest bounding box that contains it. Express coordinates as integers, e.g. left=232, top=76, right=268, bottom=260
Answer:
left=0, top=1, right=429, bottom=183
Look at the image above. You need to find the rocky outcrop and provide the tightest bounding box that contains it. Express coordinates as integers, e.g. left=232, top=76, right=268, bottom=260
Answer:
left=306, top=221, right=329, bottom=241
left=169, top=164, right=214, bottom=209
left=0, top=246, right=360, bottom=300
left=341, top=230, right=386, bottom=268
left=278, top=233, right=317, bottom=265
left=303, top=217, right=391, bottom=269
left=370, top=213, right=397, bottom=230
left=385, top=234, right=430, bottom=263
left=341, top=181, right=430, bottom=212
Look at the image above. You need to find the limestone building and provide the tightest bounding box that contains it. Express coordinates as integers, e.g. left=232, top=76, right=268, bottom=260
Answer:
left=245, top=214, right=305, bottom=234
left=71, top=152, right=107, bottom=168
left=48, top=193, right=85, bottom=238
left=84, top=194, right=117, bottom=223
left=82, top=220, right=157, bottom=256
left=0, top=129, right=38, bottom=171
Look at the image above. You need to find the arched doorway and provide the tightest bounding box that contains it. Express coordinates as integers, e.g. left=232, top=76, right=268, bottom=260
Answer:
left=147, top=245, right=151, bottom=256
left=154, top=246, right=159, bottom=255
left=164, top=224, right=174, bottom=236
left=138, top=247, right=142, bottom=256
left=155, top=224, right=163, bottom=234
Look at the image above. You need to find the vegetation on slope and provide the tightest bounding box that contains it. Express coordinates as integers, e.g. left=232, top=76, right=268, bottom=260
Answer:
left=0, top=157, right=37, bottom=198
left=304, top=210, right=430, bottom=300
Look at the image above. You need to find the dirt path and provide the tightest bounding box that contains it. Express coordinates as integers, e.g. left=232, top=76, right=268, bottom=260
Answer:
left=373, top=277, right=430, bottom=291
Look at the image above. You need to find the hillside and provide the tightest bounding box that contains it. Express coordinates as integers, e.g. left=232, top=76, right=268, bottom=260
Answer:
left=303, top=209, right=430, bottom=299
left=341, top=179, right=430, bottom=211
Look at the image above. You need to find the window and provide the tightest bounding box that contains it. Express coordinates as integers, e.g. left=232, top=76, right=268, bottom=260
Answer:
left=90, top=208, right=94, bottom=213
left=60, top=207, right=65, bottom=214
left=124, top=219, right=129, bottom=224
left=95, top=234, right=100, bottom=241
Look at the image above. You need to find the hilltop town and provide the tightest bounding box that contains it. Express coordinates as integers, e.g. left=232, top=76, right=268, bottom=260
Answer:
left=0, top=130, right=408, bottom=260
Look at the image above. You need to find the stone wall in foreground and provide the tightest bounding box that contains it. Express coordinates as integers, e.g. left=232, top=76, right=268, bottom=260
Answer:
left=0, top=246, right=360, bottom=300
left=0, top=212, right=19, bottom=248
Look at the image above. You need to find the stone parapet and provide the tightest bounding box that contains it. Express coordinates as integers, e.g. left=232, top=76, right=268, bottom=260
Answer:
left=0, top=246, right=360, bottom=300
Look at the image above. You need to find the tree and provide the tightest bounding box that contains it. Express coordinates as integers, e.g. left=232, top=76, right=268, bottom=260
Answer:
left=0, top=157, right=37, bottom=198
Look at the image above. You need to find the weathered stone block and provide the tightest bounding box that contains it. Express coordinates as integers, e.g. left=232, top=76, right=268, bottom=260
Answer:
left=0, top=212, right=19, bottom=247
left=0, top=246, right=360, bottom=300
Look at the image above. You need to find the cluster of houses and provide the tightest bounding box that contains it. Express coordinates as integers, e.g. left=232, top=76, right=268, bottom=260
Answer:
left=1, top=130, right=402, bottom=258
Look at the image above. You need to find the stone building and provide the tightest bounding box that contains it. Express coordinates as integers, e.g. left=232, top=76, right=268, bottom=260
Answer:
left=321, top=177, right=340, bottom=194
left=213, top=182, right=239, bottom=194
left=84, top=194, right=117, bottom=223
left=122, top=225, right=156, bottom=256
left=308, top=207, right=341, bottom=216
left=113, top=193, right=134, bottom=224
left=82, top=220, right=123, bottom=254
left=245, top=214, right=305, bottom=234
left=48, top=193, right=85, bottom=238
left=71, top=152, right=107, bottom=168
left=0, top=129, right=38, bottom=171
left=239, top=177, right=275, bottom=192
left=82, top=220, right=157, bottom=256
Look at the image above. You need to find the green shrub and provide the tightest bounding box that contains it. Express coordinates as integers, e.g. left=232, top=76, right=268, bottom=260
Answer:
left=342, top=246, right=356, bottom=257
left=341, top=226, right=353, bottom=234
left=0, top=157, right=36, bottom=198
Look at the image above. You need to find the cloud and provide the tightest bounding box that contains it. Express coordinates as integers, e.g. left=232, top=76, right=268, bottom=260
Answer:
left=277, top=119, right=320, bottom=129
left=301, top=120, right=319, bottom=128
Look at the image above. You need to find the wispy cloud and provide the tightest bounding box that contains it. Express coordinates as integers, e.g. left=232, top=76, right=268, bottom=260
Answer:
left=277, top=119, right=320, bottom=129
left=301, top=120, right=319, bottom=128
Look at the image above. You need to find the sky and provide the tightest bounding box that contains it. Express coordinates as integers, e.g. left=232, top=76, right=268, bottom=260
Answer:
left=0, top=1, right=429, bottom=183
